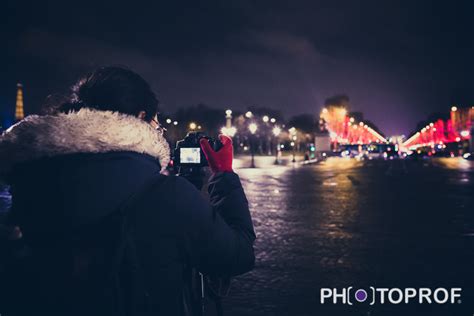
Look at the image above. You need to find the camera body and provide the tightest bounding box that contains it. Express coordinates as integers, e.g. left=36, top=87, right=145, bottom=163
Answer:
left=174, top=132, right=223, bottom=167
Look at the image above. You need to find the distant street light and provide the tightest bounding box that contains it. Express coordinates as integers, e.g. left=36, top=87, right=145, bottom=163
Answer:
left=221, top=126, right=237, bottom=137
left=272, top=126, right=281, bottom=164
left=173, top=121, right=178, bottom=126
left=289, top=127, right=297, bottom=163
left=249, top=123, right=258, bottom=168
left=189, top=122, right=197, bottom=130
left=272, top=126, right=281, bottom=137
left=451, top=106, right=457, bottom=112
left=262, top=115, right=269, bottom=123
left=166, top=118, right=172, bottom=124
left=270, top=117, right=276, bottom=123
left=249, top=123, right=258, bottom=134
left=245, top=111, right=253, bottom=118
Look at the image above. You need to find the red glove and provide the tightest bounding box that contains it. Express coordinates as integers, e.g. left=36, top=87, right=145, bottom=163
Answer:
left=200, top=134, right=233, bottom=173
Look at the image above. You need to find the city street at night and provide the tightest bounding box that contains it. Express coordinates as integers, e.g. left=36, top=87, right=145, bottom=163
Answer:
left=220, top=157, right=474, bottom=316
left=2, top=1, right=474, bottom=315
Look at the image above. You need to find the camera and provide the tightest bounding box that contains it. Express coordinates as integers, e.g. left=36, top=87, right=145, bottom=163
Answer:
left=174, top=132, right=223, bottom=167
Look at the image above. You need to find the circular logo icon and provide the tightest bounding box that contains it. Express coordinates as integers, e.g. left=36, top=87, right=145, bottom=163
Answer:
left=355, top=289, right=368, bottom=302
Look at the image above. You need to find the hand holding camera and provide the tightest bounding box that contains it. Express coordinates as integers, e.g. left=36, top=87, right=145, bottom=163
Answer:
left=200, top=134, right=233, bottom=173
left=174, top=132, right=233, bottom=173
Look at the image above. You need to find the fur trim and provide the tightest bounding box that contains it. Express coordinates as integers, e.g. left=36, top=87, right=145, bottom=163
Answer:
left=0, top=108, right=170, bottom=173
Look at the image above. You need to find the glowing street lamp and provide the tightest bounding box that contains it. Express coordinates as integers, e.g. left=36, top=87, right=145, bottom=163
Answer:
left=245, top=111, right=253, bottom=118
left=166, top=118, right=172, bottom=124
left=189, top=122, right=197, bottom=130
left=262, top=115, right=269, bottom=123
left=272, top=126, right=281, bottom=137
left=221, top=126, right=237, bottom=137
left=272, top=126, right=282, bottom=164
left=270, top=117, right=276, bottom=123
left=249, top=123, right=258, bottom=134
left=248, top=123, right=258, bottom=168
left=451, top=106, right=457, bottom=112
left=173, top=121, right=178, bottom=126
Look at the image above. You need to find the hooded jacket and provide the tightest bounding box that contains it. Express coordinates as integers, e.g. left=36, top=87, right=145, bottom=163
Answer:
left=0, top=108, right=255, bottom=315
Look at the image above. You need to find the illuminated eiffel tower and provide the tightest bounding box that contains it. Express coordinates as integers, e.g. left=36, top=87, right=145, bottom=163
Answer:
left=15, top=83, right=24, bottom=121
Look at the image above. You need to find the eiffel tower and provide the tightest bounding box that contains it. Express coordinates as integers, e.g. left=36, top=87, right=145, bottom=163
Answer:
left=15, top=83, right=24, bottom=121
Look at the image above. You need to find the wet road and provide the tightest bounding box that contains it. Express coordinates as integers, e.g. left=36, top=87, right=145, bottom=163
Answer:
left=219, top=157, right=474, bottom=316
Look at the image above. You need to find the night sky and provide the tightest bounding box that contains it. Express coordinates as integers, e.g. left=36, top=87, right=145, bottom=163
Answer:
left=2, top=0, right=473, bottom=136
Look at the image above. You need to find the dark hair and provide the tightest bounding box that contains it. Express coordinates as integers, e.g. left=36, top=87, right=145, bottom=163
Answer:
left=51, top=66, right=158, bottom=121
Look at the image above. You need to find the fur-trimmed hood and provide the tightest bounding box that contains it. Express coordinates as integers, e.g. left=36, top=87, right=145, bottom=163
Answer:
left=0, top=108, right=170, bottom=174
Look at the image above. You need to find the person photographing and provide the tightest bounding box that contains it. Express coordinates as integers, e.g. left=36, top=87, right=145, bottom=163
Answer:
left=0, top=66, right=256, bottom=316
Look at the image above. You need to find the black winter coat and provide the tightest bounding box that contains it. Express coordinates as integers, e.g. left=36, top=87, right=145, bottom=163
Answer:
left=0, top=109, right=255, bottom=316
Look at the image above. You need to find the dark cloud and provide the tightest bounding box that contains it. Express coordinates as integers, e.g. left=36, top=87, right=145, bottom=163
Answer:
left=2, top=0, right=473, bottom=136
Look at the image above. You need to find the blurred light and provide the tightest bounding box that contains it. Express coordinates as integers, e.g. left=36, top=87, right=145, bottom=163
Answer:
left=270, top=118, right=276, bottom=123
left=225, top=109, right=232, bottom=116
left=460, top=130, right=469, bottom=137
left=249, top=123, right=258, bottom=134
left=243, top=146, right=248, bottom=151
left=359, top=122, right=364, bottom=126
left=463, top=153, right=471, bottom=159
left=280, top=144, right=285, bottom=149
left=292, top=135, right=297, bottom=141
left=165, top=118, right=172, bottom=124
left=221, top=126, right=237, bottom=137
left=429, top=122, right=434, bottom=127
left=455, top=137, right=461, bottom=142
left=189, top=122, right=197, bottom=130
left=349, top=117, right=355, bottom=122
left=451, top=106, right=457, bottom=112
left=322, top=108, right=328, bottom=114
left=290, top=141, right=295, bottom=147
left=173, top=121, right=178, bottom=126
left=197, top=125, right=202, bottom=129
left=245, top=111, right=253, bottom=118
left=289, top=127, right=296, bottom=134
left=322, top=152, right=327, bottom=157
left=262, top=115, right=269, bottom=122
left=272, top=126, right=281, bottom=136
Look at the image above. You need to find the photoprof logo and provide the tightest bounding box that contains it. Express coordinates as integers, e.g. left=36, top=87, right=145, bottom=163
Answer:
left=320, top=287, right=462, bottom=305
